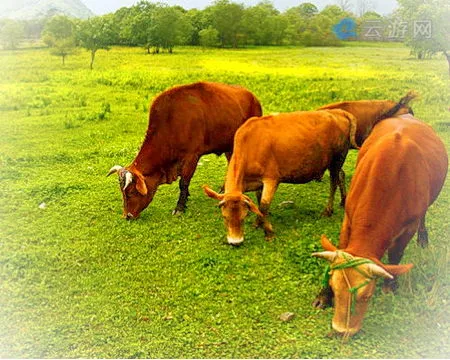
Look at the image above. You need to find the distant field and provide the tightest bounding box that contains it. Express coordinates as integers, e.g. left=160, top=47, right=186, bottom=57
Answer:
left=0, top=44, right=449, bottom=358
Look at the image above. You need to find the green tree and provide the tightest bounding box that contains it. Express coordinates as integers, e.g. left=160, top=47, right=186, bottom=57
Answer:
left=147, top=5, right=193, bottom=53
left=42, top=16, right=77, bottom=65
left=76, top=15, right=114, bottom=69
left=398, top=0, right=450, bottom=75
left=0, top=20, right=24, bottom=49
left=282, top=3, right=319, bottom=45
left=199, top=26, right=220, bottom=48
left=241, top=1, right=286, bottom=45
left=185, top=8, right=212, bottom=45
left=206, top=0, right=245, bottom=48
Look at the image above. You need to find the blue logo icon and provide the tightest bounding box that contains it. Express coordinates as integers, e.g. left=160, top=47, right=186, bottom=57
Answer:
left=333, top=18, right=357, bottom=40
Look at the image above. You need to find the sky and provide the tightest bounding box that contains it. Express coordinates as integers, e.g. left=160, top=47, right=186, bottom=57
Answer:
left=82, top=0, right=398, bottom=16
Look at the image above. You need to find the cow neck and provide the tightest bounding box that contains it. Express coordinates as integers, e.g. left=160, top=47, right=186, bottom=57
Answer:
left=224, top=154, right=246, bottom=194
left=334, top=101, right=406, bottom=146
left=131, top=131, right=166, bottom=177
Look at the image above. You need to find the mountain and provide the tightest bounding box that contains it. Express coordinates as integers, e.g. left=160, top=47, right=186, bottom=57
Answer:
left=0, top=0, right=94, bottom=20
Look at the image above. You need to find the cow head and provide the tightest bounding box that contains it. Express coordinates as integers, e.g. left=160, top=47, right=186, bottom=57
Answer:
left=312, top=235, right=413, bottom=337
left=203, top=185, right=263, bottom=246
left=107, top=165, right=156, bottom=219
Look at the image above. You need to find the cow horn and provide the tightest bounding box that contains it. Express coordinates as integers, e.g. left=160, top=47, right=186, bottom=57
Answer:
left=218, top=199, right=226, bottom=208
left=312, top=251, right=337, bottom=262
left=107, top=165, right=123, bottom=177
left=123, top=171, right=133, bottom=191
left=367, top=263, right=394, bottom=280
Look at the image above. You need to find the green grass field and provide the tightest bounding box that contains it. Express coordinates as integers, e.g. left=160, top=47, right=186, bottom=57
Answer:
left=0, top=44, right=449, bottom=358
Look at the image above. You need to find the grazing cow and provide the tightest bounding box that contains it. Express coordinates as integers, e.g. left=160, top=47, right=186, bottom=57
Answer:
left=107, top=81, right=262, bottom=218
left=319, top=92, right=416, bottom=147
left=203, top=109, right=359, bottom=245
left=312, top=114, right=448, bottom=337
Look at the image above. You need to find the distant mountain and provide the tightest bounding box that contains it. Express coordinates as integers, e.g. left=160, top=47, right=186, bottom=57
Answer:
left=0, top=0, right=94, bottom=20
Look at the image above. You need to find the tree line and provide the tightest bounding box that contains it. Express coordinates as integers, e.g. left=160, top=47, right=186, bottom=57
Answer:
left=0, top=0, right=448, bottom=72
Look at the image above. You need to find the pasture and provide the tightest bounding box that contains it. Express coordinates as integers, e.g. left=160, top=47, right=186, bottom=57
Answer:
left=0, top=44, right=449, bottom=358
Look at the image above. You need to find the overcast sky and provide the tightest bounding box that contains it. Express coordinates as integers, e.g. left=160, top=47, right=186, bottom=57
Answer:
left=82, top=0, right=398, bottom=16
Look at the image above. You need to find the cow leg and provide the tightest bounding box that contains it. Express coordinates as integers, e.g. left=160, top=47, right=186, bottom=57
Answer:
left=337, top=169, right=346, bottom=207
left=312, top=285, right=334, bottom=309
left=173, top=156, right=199, bottom=215
left=254, top=187, right=264, bottom=229
left=322, top=169, right=340, bottom=216
left=259, top=179, right=278, bottom=240
left=323, top=153, right=347, bottom=216
left=383, top=223, right=418, bottom=293
left=417, top=215, right=428, bottom=248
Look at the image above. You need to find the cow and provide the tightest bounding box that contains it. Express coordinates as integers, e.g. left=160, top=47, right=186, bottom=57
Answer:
left=203, top=109, right=359, bottom=245
left=107, top=81, right=262, bottom=218
left=318, top=91, right=417, bottom=147
left=312, top=114, right=448, bottom=337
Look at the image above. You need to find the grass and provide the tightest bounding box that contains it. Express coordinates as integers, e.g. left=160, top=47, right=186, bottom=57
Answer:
left=0, top=44, right=449, bottom=358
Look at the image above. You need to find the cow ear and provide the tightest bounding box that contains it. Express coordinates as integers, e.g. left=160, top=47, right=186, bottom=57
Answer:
left=242, top=195, right=263, bottom=217
left=135, top=173, right=148, bottom=196
left=321, top=235, right=338, bottom=251
left=383, top=263, right=414, bottom=276
left=202, top=185, right=224, bottom=201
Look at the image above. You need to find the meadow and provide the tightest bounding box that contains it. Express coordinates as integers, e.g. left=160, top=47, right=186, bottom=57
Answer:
left=0, top=44, right=449, bottom=358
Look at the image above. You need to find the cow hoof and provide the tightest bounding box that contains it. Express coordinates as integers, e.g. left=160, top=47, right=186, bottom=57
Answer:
left=264, top=232, right=275, bottom=242
left=253, top=219, right=264, bottom=229
left=172, top=208, right=185, bottom=216
left=321, top=208, right=333, bottom=217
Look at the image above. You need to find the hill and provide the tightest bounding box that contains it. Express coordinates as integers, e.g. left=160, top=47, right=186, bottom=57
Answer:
left=0, top=0, right=94, bottom=20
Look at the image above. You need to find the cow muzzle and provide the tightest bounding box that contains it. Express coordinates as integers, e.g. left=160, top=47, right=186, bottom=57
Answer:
left=124, top=212, right=136, bottom=220
left=332, top=321, right=360, bottom=337
left=227, top=236, right=244, bottom=246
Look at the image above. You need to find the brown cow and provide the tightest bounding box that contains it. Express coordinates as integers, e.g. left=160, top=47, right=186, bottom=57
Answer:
left=318, top=92, right=417, bottom=147
left=108, top=81, right=262, bottom=218
left=203, top=109, right=359, bottom=245
left=312, top=114, right=448, bottom=337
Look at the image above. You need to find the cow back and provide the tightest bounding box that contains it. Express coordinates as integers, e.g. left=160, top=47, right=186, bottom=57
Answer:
left=342, top=115, right=448, bottom=257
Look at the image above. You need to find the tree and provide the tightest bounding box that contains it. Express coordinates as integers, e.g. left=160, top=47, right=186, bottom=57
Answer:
left=117, top=1, right=158, bottom=51
left=42, top=16, right=77, bottom=65
left=336, top=0, right=353, bottom=12
left=76, top=15, right=114, bottom=69
left=241, top=1, right=286, bottom=46
left=0, top=20, right=24, bottom=49
left=147, top=5, right=193, bottom=53
left=185, top=8, right=211, bottom=45
left=199, top=26, right=220, bottom=48
left=357, top=0, right=374, bottom=17
left=206, top=0, right=245, bottom=48
left=282, top=3, right=319, bottom=45
left=398, top=0, right=450, bottom=75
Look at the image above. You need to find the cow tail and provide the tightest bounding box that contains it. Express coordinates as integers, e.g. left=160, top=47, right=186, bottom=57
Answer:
left=345, top=112, right=360, bottom=150
left=376, top=90, right=419, bottom=125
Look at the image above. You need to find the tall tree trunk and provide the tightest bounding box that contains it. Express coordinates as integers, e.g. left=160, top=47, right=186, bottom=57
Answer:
left=90, top=49, right=96, bottom=70
left=62, top=54, right=65, bottom=66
